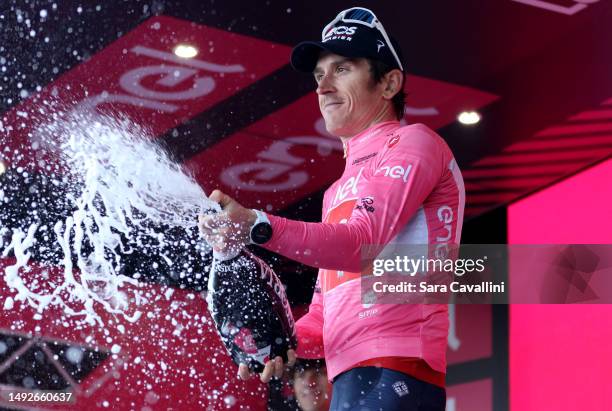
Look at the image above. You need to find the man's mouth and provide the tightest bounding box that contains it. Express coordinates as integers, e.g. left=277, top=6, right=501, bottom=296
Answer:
left=323, top=101, right=343, bottom=110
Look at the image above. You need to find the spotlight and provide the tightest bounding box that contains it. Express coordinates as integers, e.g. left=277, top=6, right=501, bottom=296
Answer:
left=458, top=111, right=481, bottom=125
left=173, top=44, right=198, bottom=59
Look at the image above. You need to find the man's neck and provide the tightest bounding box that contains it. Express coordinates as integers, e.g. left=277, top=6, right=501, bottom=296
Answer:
left=338, top=106, right=397, bottom=144
left=339, top=111, right=398, bottom=158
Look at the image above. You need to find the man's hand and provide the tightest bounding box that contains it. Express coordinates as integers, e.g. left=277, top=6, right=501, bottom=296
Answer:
left=238, top=349, right=297, bottom=383
left=198, top=190, right=257, bottom=255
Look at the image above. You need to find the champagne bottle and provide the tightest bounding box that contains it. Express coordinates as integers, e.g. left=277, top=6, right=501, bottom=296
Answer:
left=206, top=248, right=297, bottom=373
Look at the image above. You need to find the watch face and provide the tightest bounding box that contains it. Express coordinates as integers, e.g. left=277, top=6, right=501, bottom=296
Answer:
left=252, top=222, right=273, bottom=244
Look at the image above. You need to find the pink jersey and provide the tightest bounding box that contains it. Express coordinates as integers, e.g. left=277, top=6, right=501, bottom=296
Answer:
left=263, top=121, right=465, bottom=380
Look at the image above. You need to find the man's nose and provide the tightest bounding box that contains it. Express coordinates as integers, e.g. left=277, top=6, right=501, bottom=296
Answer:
left=316, top=74, right=335, bottom=95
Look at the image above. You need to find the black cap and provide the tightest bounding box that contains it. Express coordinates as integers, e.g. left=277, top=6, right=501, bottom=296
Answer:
left=290, top=15, right=404, bottom=73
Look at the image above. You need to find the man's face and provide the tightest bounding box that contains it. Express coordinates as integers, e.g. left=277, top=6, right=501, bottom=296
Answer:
left=314, top=52, right=387, bottom=137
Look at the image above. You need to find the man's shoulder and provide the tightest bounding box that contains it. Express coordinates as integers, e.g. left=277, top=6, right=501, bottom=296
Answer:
left=397, top=122, right=442, bottom=142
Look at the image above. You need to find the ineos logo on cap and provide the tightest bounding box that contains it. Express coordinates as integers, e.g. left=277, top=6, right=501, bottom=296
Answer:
left=323, top=26, right=358, bottom=42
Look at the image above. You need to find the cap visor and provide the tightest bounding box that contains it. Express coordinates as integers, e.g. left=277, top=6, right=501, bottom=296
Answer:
left=290, top=40, right=364, bottom=73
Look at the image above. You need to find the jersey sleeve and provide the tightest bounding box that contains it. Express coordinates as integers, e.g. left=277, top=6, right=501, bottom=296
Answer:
left=294, top=274, right=325, bottom=359
left=263, top=127, right=445, bottom=273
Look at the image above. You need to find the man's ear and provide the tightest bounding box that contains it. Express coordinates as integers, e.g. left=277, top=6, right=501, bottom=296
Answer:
left=382, top=69, right=404, bottom=100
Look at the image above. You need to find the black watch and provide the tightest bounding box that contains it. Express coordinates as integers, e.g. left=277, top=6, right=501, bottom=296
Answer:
left=249, top=210, right=273, bottom=245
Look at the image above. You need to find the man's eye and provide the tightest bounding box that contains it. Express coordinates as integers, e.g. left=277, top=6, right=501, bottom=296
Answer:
left=336, top=66, right=346, bottom=73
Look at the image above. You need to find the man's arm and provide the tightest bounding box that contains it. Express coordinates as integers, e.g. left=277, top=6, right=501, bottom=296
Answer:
left=199, top=128, right=445, bottom=273
left=263, top=130, right=444, bottom=272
